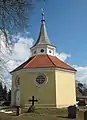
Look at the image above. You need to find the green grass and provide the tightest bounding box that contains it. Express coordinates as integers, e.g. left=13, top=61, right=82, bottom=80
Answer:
left=0, top=108, right=84, bottom=120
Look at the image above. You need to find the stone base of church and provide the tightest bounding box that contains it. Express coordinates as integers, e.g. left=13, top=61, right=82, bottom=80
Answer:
left=21, top=104, right=75, bottom=108
left=11, top=103, right=76, bottom=108
left=24, top=104, right=56, bottom=108
left=56, top=104, right=76, bottom=108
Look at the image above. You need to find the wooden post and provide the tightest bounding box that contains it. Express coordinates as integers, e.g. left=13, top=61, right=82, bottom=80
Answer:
left=16, top=106, right=20, bottom=116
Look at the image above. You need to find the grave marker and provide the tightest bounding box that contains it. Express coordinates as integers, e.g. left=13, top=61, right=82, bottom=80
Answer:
left=29, top=96, right=38, bottom=106
left=28, top=96, right=38, bottom=112
left=84, top=110, right=87, bottom=120
left=68, top=105, right=77, bottom=119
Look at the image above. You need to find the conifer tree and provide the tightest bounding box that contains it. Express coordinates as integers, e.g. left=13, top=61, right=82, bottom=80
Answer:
left=0, top=81, right=3, bottom=101
left=3, top=85, right=7, bottom=100
left=8, top=89, right=11, bottom=102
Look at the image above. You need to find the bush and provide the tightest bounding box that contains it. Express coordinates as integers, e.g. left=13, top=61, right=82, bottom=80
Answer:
left=1, top=101, right=11, bottom=106
left=77, top=100, right=85, bottom=106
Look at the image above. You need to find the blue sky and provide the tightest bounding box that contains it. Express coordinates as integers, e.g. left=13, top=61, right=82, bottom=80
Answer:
left=2, top=0, right=87, bottom=87
left=29, top=0, right=87, bottom=66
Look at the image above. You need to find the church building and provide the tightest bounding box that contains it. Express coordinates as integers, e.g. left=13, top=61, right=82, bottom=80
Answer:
left=11, top=11, right=77, bottom=108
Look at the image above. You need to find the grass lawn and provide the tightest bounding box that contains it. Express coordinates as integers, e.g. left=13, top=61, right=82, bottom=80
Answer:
left=0, top=108, right=84, bottom=120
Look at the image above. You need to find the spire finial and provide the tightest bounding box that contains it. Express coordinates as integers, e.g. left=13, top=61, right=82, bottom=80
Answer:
left=41, top=8, right=45, bottom=22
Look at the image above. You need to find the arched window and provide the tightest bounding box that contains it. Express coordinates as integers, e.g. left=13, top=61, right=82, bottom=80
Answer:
left=15, top=75, right=20, bottom=87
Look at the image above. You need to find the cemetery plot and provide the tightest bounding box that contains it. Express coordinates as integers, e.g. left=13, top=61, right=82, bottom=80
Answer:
left=0, top=108, right=84, bottom=120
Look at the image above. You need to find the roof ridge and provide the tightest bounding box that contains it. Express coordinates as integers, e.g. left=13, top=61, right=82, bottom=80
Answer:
left=47, top=55, right=56, bottom=67
left=55, top=56, right=77, bottom=71
left=10, top=56, right=35, bottom=73
left=24, top=55, right=37, bottom=68
left=11, top=55, right=77, bottom=73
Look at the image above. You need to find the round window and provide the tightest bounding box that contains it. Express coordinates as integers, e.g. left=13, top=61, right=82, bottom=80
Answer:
left=40, top=49, right=44, bottom=53
left=34, top=51, right=36, bottom=54
left=36, top=73, right=47, bottom=86
left=49, top=50, right=51, bottom=53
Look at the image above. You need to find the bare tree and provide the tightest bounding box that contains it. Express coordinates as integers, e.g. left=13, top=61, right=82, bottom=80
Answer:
left=0, top=0, right=46, bottom=89
left=0, top=0, right=40, bottom=45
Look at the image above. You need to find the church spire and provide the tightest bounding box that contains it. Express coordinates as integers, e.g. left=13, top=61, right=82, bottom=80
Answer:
left=31, top=9, right=51, bottom=48
left=31, top=9, right=56, bottom=56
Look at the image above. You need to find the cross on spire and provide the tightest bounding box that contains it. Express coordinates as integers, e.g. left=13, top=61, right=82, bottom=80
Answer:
left=41, top=8, right=45, bottom=22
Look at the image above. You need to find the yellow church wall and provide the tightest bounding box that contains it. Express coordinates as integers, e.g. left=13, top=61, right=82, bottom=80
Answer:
left=20, top=70, right=56, bottom=107
left=11, top=68, right=76, bottom=108
left=55, top=70, right=76, bottom=108
left=11, top=70, right=24, bottom=106
left=11, top=69, right=56, bottom=108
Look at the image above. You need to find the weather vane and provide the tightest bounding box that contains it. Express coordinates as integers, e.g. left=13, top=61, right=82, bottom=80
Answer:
left=41, top=0, right=46, bottom=22
left=41, top=8, right=45, bottom=21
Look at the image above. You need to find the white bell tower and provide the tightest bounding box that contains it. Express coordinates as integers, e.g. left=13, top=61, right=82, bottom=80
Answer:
left=30, top=9, right=56, bottom=56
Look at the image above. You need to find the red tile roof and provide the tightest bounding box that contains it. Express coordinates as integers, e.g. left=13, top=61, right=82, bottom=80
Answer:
left=11, top=55, right=76, bottom=73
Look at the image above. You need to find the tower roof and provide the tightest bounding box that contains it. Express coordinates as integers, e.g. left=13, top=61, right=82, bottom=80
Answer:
left=10, top=55, right=77, bottom=73
left=10, top=10, right=77, bottom=74
left=31, top=10, right=52, bottom=48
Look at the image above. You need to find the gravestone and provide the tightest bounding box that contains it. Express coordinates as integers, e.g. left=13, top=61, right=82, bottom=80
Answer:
left=28, top=96, right=38, bottom=113
left=84, top=110, right=87, bottom=120
left=29, top=96, right=38, bottom=106
left=85, top=98, right=87, bottom=105
left=68, top=105, right=77, bottom=119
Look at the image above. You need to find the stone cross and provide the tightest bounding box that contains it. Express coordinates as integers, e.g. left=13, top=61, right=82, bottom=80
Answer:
left=29, top=96, right=38, bottom=106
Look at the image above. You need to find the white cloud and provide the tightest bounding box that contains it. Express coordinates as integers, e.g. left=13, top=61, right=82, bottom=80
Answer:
left=0, top=30, right=12, bottom=89
left=55, top=53, right=87, bottom=86
left=56, top=52, right=71, bottom=61
left=5, top=34, right=34, bottom=71
left=72, top=65, right=87, bottom=85
left=10, top=34, right=34, bottom=61
left=0, top=33, right=34, bottom=89
left=56, top=53, right=87, bottom=86
left=1, top=32, right=87, bottom=89
left=6, top=60, right=20, bottom=71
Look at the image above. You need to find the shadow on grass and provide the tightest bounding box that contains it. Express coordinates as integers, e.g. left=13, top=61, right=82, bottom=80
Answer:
left=57, top=115, right=68, bottom=118
left=10, top=114, right=17, bottom=116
